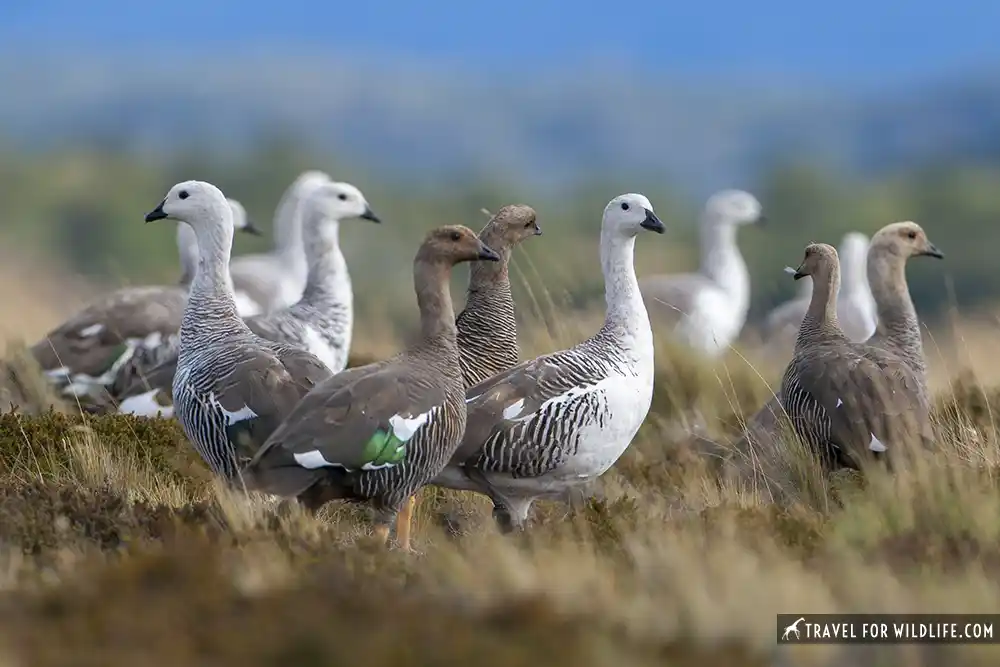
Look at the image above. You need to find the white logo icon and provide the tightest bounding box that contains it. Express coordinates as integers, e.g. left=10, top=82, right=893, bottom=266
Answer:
left=782, top=617, right=806, bottom=641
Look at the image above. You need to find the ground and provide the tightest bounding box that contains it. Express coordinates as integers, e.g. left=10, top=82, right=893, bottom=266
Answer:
left=1, top=258, right=1000, bottom=666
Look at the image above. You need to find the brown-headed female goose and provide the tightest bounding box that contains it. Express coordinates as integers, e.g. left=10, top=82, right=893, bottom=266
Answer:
left=242, top=225, right=500, bottom=551
left=142, top=180, right=332, bottom=481
left=114, top=180, right=381, bottom=417
left=31, top=199, right=260, bottom=403
left=778, top=242, right=932, bottom=470
left=726, top=222, right=943, bottom=464
left=430, top=193, right=664, bottom=532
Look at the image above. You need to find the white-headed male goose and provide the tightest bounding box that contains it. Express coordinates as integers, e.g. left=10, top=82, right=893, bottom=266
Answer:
left=242, top=225, right=501, bottom=551
left=727, top=222, right=943, bottom=464
left=142, top=180, right=333, bottom=481
left=778, top=243, right=932, bottom=471
left=114, top=180, right=381, bottom=418
left=431, top=194, right=664, bottom=532
left=31, top=199, right=260, bottom=403
left=639, top=189, right=763, bottom=357
left=229, top=170, right=338, bottom=315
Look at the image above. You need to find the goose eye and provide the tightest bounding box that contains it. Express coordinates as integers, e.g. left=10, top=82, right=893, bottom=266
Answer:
left=179, top=190, right=189, bottom=200
left=620, top=202, right=630, bottom=211
left=450, top=231, right=461, bottom=242
left=337, top=193, right=348, bottom=201
left=907, top=231, right=917, bottom=239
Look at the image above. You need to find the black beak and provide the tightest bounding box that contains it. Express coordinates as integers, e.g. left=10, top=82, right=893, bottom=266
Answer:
left=144, top=199, right=168, bottom=223
left=359, top=206, right=382, bottom=224
left=477, top=242, right=501, bottom=262
left=240, top=220, right=263, bottom=236
left=793, top=268, right=807, bottom=281
left=922, top=243, right=944, bottom=259
left=756, top=214, right=768, bottom=227
left=533, top=223, right=543, bottom=236
left=639, top=208, right=665, bottom=234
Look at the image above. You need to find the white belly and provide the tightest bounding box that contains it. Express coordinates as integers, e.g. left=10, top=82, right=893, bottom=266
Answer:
left=673, top=287, right=743, bottom=356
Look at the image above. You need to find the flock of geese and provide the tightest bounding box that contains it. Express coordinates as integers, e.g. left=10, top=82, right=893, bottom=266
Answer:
left=27, top=171, right=943, bottom=549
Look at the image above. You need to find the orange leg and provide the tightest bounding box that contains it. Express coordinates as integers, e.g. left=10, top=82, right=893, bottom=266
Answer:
left=394, top=495, right=417, bottom=551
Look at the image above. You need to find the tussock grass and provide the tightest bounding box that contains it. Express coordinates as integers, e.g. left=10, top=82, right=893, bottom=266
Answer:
left=1, top=291, right=1000, bottom=664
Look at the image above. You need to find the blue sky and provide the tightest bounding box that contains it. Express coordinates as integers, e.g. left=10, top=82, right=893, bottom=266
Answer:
left=2, top=1, right=998, bottom=83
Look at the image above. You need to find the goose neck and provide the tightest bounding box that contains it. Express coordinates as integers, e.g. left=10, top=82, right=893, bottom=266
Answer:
left=698, top=222, right=749, bottom=310
left=599, top=228, right=646, bottom=329
left=413, top=260, right=459, bottom=348
left=299, top=206, right=350, bottom=307
left=797, top=264, right=841, bottom=348
left=181, top=218, right=249, bottom=344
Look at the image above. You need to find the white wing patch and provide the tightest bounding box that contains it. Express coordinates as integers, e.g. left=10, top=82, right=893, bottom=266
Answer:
left=301, top=325, right=341, bottom=372
left=502, top=399, right=526, bottom=420
left=294, top=450, right=337, bottom=469
left=79, top=324, right=105, bottom=337
left=868, top=433, right=887, bottom=452
left=388, top=409, right=434, bottom=441
left=118, top=389, right=173, bottom=418
left=208, top=392, right=258, bottom=424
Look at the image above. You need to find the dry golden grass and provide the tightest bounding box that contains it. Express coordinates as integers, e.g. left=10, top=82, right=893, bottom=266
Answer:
left=1, top=263, right=1000, bottom=666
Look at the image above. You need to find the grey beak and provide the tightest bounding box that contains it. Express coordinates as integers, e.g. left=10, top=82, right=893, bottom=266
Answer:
left=923, top=243, right=944, bottom=259
left=533, top=224, right=543, bottom=236
left=639, top=208, right=665, bottom=234
left=477, top=242, right=501, bottom=262
left=756, top=214, right=768, bottom=227
left=145, top=199, right=168, bottom=223
left=240, top=220, right=263, bottom=236
left=359, top=206, right=382, bottom=224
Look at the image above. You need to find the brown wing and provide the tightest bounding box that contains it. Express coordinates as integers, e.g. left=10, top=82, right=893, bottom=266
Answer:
left=208, top=344, right=333, bottom=464
left=450, top=352, right=585, bottom=466
left=245, top=364, right=448, bottom=494
left=31, top=287, right=186, bottom=378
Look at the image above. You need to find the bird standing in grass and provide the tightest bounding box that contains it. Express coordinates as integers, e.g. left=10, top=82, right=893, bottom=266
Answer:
left=143, top=180, right=332, bottom=482
left=243, top=225, right=500, bottom=551
left=778, top=243, right=931, bottom=471
left=432, top=193, right=664, bottom=532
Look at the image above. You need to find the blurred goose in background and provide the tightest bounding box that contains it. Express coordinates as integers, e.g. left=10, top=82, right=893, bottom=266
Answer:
left=243, top=225, right=500, bottom=551
left=229, top=170, right=331, bottom=315
left=639, top=189, right=764, bottom=357
left=115, top=180, right=382, bottom=418
left=762, top=231, right=877, bottom=345
left=31, top=198, right=259, bottom=403
left=144, top=180, right=332, bottom=482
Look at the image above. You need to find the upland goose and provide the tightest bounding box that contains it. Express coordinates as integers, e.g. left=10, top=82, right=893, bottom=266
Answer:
left=639, top=189, right=763, bottom=357
left=725, top=222, right=943, bottom=468
left=115, top=180, right=381, bottom=418
left=229, top=170, right=331, bottom=315
left=143, top=180, right=332, bottom=481
left=456, top=204, right=542, bottom=387
left=778, top=243, right=931, bottom=470
left=243, top=225, right=501, bottom=551
left=31, top=199, right=260, bottom=403
left=401, top=204, right=541, bottom=536
left=762, top=232, right=877, bottom=344
left=432, top=194, right=664, bottom=532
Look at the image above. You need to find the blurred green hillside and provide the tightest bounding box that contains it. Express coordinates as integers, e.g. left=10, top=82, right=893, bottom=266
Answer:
left=0, top=143, right=991, bottom=336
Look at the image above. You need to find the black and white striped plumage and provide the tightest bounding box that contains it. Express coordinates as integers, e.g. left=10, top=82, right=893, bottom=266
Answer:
left=433, top=193, right=665, bottom=531
left=143, top=180, right=332, bottom=483
left=115, top=181, right=380, bottom=418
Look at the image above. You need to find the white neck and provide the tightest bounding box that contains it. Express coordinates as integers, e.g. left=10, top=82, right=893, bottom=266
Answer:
left=600, top=227, right=652, bottom=355
left=273, top=181, right=312, bottom=286
left=176, top=223, right=198, bottom=286
left=299, top=204, right=352, bottom=307
left=698, top=221, right=750, bottom=316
